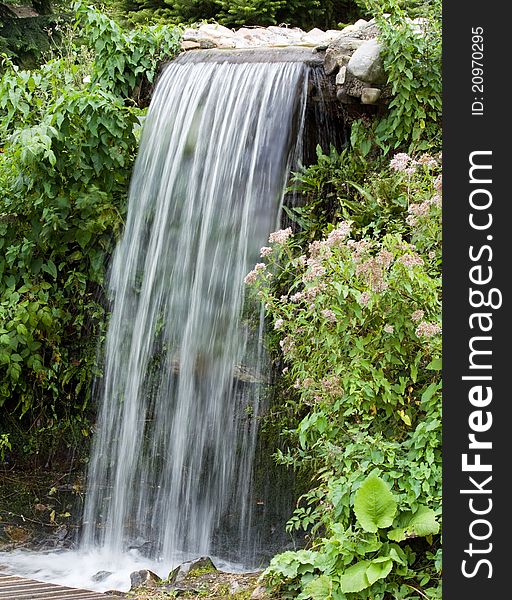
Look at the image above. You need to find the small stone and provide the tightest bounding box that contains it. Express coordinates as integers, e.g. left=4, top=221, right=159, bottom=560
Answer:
left=129, top=569, right=161, bottom=590
left=92, top=571, right=112, bottom=583
left=181, top=41, right=201, bottom=51
left=251, top=585, right=269, bottom=599
left=324, top=37, right=365, bottom=75
left=336, top=66, right=347, bottom=85
left=229, top=580, right=243, bottom=594
left=361, top=87, right=382, bottom=104
left=199, top=39, right=217, bottom=49
left=336, top=89, right=358, bottom=104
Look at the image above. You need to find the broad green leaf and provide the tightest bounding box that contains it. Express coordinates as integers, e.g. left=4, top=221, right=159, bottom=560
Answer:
left=354, top=473, right=397, bottom=533
left=302, top=574, right=332, bottom=599
left=366, top=557, right=393, bottom=585
left=42, top=260, right=57, bottom=280
left=427, top=357, right=442, bottom=370
left=388, top=505, right=439, bottom=541
left=340, top=560, right=371, bottom=593
left=421, top=381, right=440, bottom=403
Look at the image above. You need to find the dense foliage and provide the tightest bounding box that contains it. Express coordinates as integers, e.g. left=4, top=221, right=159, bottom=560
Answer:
left=246, top=151, right=442, bottom=599
left=114, top=0, right=362, bottom=29
left=350, top=0, right=442, bottom=154
left=0, top=2, right=181, bottom=463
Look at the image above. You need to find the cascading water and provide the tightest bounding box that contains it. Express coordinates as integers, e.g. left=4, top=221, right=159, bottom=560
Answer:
left=0, top=49, right=344, bottom=593
left=81, top=52, right=309, bottom=566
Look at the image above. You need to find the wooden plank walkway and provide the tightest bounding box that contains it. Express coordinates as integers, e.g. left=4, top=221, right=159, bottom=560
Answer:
left=0, top=574, right=122, bottom=599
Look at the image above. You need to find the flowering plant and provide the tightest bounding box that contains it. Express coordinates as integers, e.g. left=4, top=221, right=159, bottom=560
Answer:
left=246, top=153, right=442, bottom=599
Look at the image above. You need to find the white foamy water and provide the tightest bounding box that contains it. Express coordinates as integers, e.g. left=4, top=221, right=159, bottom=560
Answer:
left=80, top=53, right=310, bottom=565
left=0, top=548, right=247, bottom=592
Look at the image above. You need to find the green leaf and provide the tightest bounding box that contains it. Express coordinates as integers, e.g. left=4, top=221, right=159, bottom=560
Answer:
left=75, top=229, right=92, bottom=249
left=340, top=560, right=371, bottom=593
left=388, top=505, right=440, bottom=541
left=427, top=357, right=442, bottom=370
left=366, top=557, right=393, bottom=585
left=303, top=574, right=332, bottom=599
left=42, top=260, right=57, bottom=280
left=354, top=473, right=397, bottom=533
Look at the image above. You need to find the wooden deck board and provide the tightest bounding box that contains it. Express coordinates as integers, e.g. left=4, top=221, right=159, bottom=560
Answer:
left=0, top=574, right=124, bottom=599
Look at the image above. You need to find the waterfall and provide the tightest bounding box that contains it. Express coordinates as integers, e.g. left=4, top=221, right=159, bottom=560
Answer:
left=80, top=51, right=311, bottom=566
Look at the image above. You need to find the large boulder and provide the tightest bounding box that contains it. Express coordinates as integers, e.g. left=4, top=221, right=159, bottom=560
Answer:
left=347, top=38, right=386, bottom=84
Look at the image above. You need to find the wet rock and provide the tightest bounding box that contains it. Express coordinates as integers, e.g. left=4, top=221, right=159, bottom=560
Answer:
left=347, top=38, right=386, bottom=84
left=168, top=556, right=217, bottom=583
left=92, top=570, right=112, bottom=583
left=127, top=540, right=156, bottom=557
left=129, top=569, right=161, bottom=590
left=361, top=87, right=382, bottom=104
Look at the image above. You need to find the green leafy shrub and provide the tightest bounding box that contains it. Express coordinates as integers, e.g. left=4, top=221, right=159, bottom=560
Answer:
left=246, top=153, right=442, bottom=598
left=0, top=2, right=181, bottom=463
left=351, top=0, right=442, bottom=154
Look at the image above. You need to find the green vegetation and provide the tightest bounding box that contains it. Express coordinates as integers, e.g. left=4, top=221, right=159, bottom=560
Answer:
left=247, top=148, right=442, bottom=598
left=0, top=2, right=181, bottom=465
left=114, top=0, right=362, bottom=29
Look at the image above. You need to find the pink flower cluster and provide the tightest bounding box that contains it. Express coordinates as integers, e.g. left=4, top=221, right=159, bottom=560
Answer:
left=274, top=318, right=284, bottom=330
left=279, top=336, right=295, bottom=354
left=358, top=291, right=371, bottom=307
left=321, top=375, right=343, bottom=397
left=290, top=284, right=326, bottom=305
left=269, top=227, right=292, bottom=245
left=347, top=239, right=373, bottom=261
left=355, top=257, right=389, bottom=292
left=326, top=221, right=352, bottom=247
left=307, top=221, right=351, bottom=259
left=244, top=262, right=266, bottom=285
left=399, top=253, right=424, bottom=268
left=384, top=324, right=394, bottom=334
left=406, top=192, right=442, bottom=226
left=390, top=152, right=417, bottom=174
left=321, top=309, right=337, bottom=323
left=260, top=246, right=272, bottom=257
left=411, top=309, right=424, bottom=322
left=415, top=321, right=442, bottom=338
left=417, top=154, right=438, bottom=168
left=303, top=258, right=327, bottom=282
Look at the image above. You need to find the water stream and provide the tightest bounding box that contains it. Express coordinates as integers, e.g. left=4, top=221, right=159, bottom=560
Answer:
left=1, top=51, right=316, bottom=592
